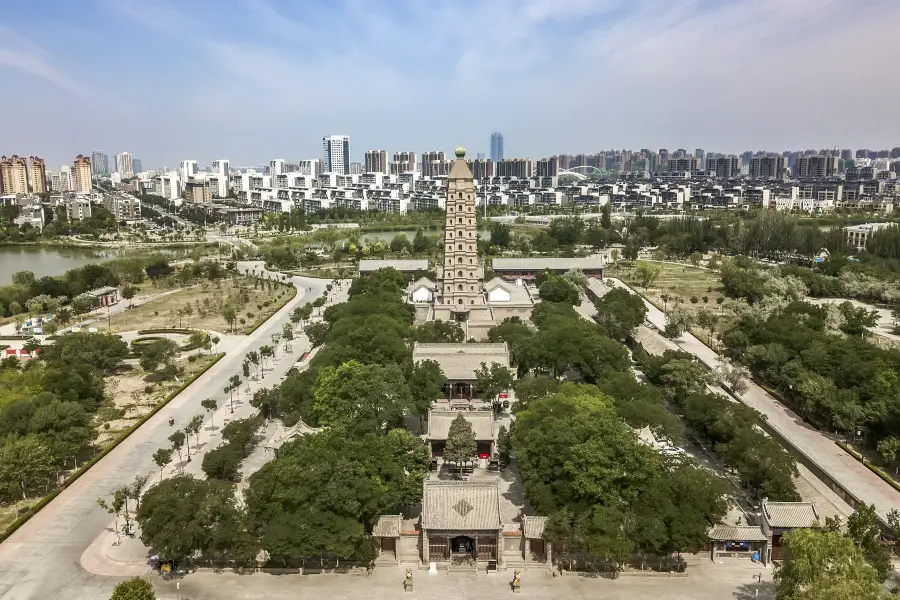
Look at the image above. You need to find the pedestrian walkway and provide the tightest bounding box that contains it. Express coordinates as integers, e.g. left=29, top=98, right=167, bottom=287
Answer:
left=601, top=277, right=900, bottom=524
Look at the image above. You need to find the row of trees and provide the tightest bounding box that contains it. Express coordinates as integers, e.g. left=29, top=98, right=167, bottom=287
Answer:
left=135, top=268, right=434, bottom=566
left=721, top=299, right=900, bottom=449
left=0, top=331, right=129, bottom=510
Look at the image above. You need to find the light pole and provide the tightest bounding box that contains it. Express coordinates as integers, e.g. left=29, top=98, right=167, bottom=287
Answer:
left=754, top=572, right=763, bottom=597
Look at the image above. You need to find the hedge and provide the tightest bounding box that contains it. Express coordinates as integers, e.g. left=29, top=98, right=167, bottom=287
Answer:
left=836, top=440, right=900, bottom=495
left=0, top=352, right=226, bottom=543
left=136, top=328, right=196, bottom=335
left=244, top=284, right=297, bottom=335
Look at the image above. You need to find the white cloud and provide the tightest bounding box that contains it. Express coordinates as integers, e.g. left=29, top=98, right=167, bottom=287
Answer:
left=0, top=25, right=90, bottom=97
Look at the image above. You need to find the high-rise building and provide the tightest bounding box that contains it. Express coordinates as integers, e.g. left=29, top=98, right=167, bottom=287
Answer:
left=115, top=152, right=133, bottom=176
left=706, top=155, right=741, bottom=178
left=73, top=154, right=93, bottom=193
left=495, top=158, right=533, bottom=178
left=269, top=159, right=285, bottom=176
left=298, top=159, right=323, bottom=177
left=795, top=156, right=838, bottom=178
left=749, top=156, right=787, bottom=179
left=211, top=160, right=230, bottom=197
left=323, top=135, right=350, bottom=174
left=91, top=151, right=109, bottom=176
left=694, top=148, right=705, bottom=162
left=0, top=155, right=28, bottom=195
left=180, top=160, right=198, bottom=183
left=422, top=151, right=448, bottom=178
left=349, top=162, right=362, bottom=175
left=132, top=158, right=143, bottom=173
left=364, top=150, right=388, bottom=174
left=212, top=159, right=230, bottom=176
left=841, top=149, right=854, bottom=161
left=666, top=157, right=700, bottom=172
left=490, top=131, right=504, bottom=163
left=390, top=151, right=416, bottom=174
left=26, top=157, right=47, bottom=194
left=467, top=158, right=493, bottom=181
left=536, top=157, right=559, bottom=177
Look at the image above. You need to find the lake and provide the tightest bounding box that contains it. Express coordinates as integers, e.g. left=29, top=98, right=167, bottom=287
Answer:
left=0, top=246, right=188, bottom=284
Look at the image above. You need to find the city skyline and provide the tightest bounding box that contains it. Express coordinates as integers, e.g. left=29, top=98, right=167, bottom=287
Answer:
left=1, top=0, right=899, bottom=167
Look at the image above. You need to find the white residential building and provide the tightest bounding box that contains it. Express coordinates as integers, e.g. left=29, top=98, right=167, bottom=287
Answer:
left=115, top=152, right=133, bottom=176
left=269, top=159, right=285, bottom=177
left=323, top=135, right=350, bottom=174
left=298, top=159, right=322, bottom=177
left=180, top=160, right=198, bottom=184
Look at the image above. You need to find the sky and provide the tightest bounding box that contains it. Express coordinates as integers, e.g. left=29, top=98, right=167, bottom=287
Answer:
left=1, top=0, right=900, bottom=169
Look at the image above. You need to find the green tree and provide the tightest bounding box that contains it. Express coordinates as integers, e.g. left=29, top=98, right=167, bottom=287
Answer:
left=775, top=528, right=883, bottom=600
left=593, top=288, right=647, bottom=340
left=489, top=222, right=512, bottom=248
left=201, top=398, right=218, bottom=428
left=634, top=262, right=662, bottom=289
left=109, top=576, right=155, bottom=600
left=412, top=319, right=464, bottom=343
left=876, top=436, right=900, bottom=473
left=443, top=413, right=476, bottom=465
left=138, top=338, right=179, bottom=373
left=846, top=504, right=893, bottom=582
left=121, top=285, right=137, bottom=307
left=136, top=475, right=250, bottom=563
left=407, top=360, right=445, bottom=417
left=538, top=275, right=580, bottom=305
left=42, top=332, right=129, bottom=373
left=312, top=360, right=412, bottom=434
left=837, top=301, right=880, bottom=337
left=0, top=435, right=55, bottom=501
left=663, top=306, right=693, bottom=339
left=304, top=322, right=329, bottom=347
left=152, top=447, right=173, bottom=479
left=474, top=361, right=515, bottom=403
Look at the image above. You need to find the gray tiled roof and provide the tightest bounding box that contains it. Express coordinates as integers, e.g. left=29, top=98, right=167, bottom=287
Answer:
left=483, top=276, right=512, bottom=292
left=422, top=481, right=501, bottom=531
left=491, top=257, right=605, bottom=271
left=359, top=259, right=429, bottom=272
left=409, top=277, right=436, bottom=291
left=427, top=410, right=495, bottom=441
left=523, top=516, right=549, bottom=539
left=412, top=342, right=510, bottom=381
left=708, top=525, right=767, bottom=542
left=372, top=515, right=401, bottom=537
left=763, top=501, right=819, bottom=528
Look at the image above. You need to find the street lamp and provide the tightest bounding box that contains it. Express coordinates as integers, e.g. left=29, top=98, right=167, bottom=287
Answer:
left=754, top=572, right=763, bottom=597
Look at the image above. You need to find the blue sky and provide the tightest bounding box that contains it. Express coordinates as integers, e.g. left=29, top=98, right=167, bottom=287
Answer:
left=1, top=0, right=899, bottom=169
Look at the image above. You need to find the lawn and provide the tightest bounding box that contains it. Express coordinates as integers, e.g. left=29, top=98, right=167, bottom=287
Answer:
left=616, top=261, right=727, bottom=316
left=107, top=276, right=295, bottom=334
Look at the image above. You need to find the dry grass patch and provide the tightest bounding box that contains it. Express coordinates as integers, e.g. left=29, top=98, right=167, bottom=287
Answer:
left=96, top=353, right=219, bottom=446
left=108, top=276, right=293, bottom=334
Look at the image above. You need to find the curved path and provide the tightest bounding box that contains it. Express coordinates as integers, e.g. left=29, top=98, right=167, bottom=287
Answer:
left=0, top=263, right=335, bottom=600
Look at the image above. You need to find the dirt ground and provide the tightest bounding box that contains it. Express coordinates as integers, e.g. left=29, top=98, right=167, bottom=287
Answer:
left=96, top=353, right=220, bottom=446
left=108, top=277, right=294, bottom=334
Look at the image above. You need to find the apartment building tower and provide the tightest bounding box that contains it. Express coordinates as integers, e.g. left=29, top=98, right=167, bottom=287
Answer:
left=706, top=155, right=741, bottom=178
left=27, top=157, right=47, bottom=193
left=795, top=156, right=839, bottom=179
left=749, top=156, right=788, bottom=179
left=422, top=151, right=449, bottom=178
left=536, top=157, right=559, bottom=177
left=364, top=150, right=388, bottom=174
left=0, top=155, right=28, bottom=195
left=91, top=152, right=110, bottom=176
left=391, top=151, right=416, bottom=174
left=73, top=154, right=93, bottom=193
left=115, top=152, right=133, bottom=176
left=323, top=135, right=350, bottom=174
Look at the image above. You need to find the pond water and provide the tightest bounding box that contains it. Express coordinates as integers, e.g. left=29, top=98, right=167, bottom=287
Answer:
left=0, top=246, right=186, bottom=284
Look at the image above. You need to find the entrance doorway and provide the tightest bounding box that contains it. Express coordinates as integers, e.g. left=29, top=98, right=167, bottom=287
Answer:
left=451, top=535, right=474, bottom=556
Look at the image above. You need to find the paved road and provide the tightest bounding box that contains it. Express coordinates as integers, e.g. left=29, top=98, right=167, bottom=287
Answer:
left=600, top=277, right=900, bottom=524
left=0, top=264, right=333, bottom=600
